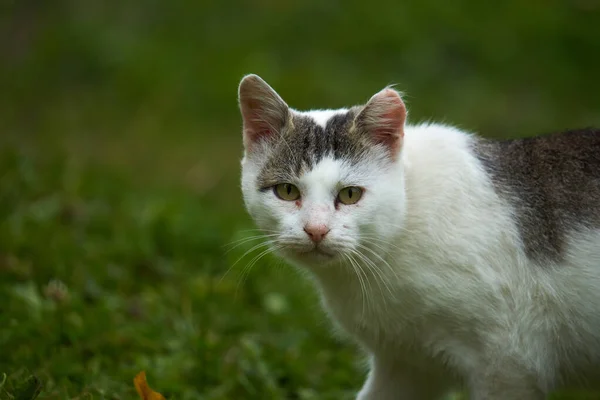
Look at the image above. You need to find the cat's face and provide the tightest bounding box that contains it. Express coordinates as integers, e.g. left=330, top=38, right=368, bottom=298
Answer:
left=239, top=75, right=407, bottom=267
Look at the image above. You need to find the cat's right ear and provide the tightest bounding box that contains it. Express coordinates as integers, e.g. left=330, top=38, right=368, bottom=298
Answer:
left=238, top=74, right=289, bottom=151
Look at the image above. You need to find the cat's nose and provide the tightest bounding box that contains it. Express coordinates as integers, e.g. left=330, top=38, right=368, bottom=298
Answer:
left=304, top=224, right=330, bottom=243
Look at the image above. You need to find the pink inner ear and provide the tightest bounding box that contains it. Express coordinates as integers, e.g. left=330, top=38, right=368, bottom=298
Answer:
left=242, top=107, right=274, bottom=145
left=373, top=106, right=404, bottom=138
left=364, top=89, right=406, bottom=154
left=244, top=127, right=271, bottom=142
left=239, top=75, right=290, bottom=151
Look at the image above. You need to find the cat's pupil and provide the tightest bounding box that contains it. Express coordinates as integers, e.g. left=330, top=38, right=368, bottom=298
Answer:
left=286, top=185, right=291, bottom=195
left=348, top=190, right=353, bottom=198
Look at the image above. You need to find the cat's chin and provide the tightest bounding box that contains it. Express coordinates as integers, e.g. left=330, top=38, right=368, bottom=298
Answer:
left=285, top=247, right=338, bottom=265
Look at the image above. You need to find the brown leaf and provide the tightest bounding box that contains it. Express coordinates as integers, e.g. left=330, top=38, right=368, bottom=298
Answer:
left=134, top=371, right=165, bottom=400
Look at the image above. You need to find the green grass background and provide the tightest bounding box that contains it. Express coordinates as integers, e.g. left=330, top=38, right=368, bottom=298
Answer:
left=1, top=0, right=600, bottom=398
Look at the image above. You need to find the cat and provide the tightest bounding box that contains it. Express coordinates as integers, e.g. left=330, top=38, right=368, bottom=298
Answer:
left=237, top=73, right=600, bottom=400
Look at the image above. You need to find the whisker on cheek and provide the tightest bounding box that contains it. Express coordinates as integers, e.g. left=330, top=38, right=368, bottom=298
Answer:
left=224, top=233, right=280, bottom=252
left=235, top=244, right=283, bottom=297
left=219, top=239, right=281, bottom=284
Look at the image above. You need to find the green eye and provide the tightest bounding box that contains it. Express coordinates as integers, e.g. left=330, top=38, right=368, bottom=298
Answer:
left=274, top=183, right=301, bottom=201
left=337, top=186, right=363, bottom=205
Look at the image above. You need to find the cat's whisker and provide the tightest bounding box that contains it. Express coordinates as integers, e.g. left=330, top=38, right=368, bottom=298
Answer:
left=359, top=234, right=401, bottom=247
left=364, top=259, right=395, bottom=308
left=229, top=241, right=272, bottom=268
left=219, top=240, right=275, bottom=284
left=352, top=253, right=373, bottom=318
left=359, top=237, right=397, bottom=256
left=358, top=252, right=398, bottom=306
left=344, top=253, right=369, bottom=317
left=350, top=248, right=394, bottom=307
left=358, top=239, right=402, bottom=288
left=359, top=231, right=403, bottom=245
left=356, top=243, right=401, bottom=284
left=224, top=234, right=277, bottom=247
left=353, top=252, right=377, bottom=316
left=237, top=244, right=277, bottom=275
left=235, top=244, right=282, bottom=297
left=224, top=234, right=280, bottom=252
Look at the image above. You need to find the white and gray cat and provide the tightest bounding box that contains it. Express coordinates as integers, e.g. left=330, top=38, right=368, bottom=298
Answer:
left=237, top=74, right=600, bottom=399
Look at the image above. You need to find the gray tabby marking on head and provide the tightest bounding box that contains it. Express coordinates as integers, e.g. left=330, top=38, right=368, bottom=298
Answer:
left=474, top=128, right=600, bottom=263
left=240, top=75, right=406, bottom=190
left=256, top=108, right=372, bottom=189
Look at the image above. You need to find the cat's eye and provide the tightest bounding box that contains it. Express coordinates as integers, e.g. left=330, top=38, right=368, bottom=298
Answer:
left=337, top=186, right=363, bottom=205
left=274, top=183, right=301, bottom=201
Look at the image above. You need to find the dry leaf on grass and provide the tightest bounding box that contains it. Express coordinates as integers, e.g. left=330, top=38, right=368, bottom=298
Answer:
left=134, top=371, right=165, bottom=400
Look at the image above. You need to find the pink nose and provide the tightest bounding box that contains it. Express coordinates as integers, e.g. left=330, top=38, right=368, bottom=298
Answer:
left=304, top=224, right=330, bottom=243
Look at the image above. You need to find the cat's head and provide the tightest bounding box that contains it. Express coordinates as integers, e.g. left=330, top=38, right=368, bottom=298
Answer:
left=239, top=74, right=407, bottom=267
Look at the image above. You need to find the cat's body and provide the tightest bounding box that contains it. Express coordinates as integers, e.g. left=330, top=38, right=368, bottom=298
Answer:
left=237, top=74, right=600, bottom=399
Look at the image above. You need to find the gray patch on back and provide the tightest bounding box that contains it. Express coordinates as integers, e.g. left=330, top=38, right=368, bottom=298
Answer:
left=257, top=108, right=371, bottom=188
left=474, top=128, right=600, bottom=263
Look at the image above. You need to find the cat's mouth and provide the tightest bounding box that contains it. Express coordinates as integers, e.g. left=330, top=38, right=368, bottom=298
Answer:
left=312, top=247, right=334, bottom=257
left=295, top=246, right=335, bottom=259
left=280, top=242, right=338, bottom=261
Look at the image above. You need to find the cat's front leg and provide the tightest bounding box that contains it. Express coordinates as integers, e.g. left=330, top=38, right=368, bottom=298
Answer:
left=356, top=356, right=448, bottom=400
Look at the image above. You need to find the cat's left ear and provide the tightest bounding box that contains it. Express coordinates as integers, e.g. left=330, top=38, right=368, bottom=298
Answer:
left=238, top=74, right=290, bottom=151
left=355, top=88, right=406, bottom=157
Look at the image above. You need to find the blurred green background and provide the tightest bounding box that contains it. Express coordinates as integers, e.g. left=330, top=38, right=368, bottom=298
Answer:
left=1, top=0, right=599, bottom=399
